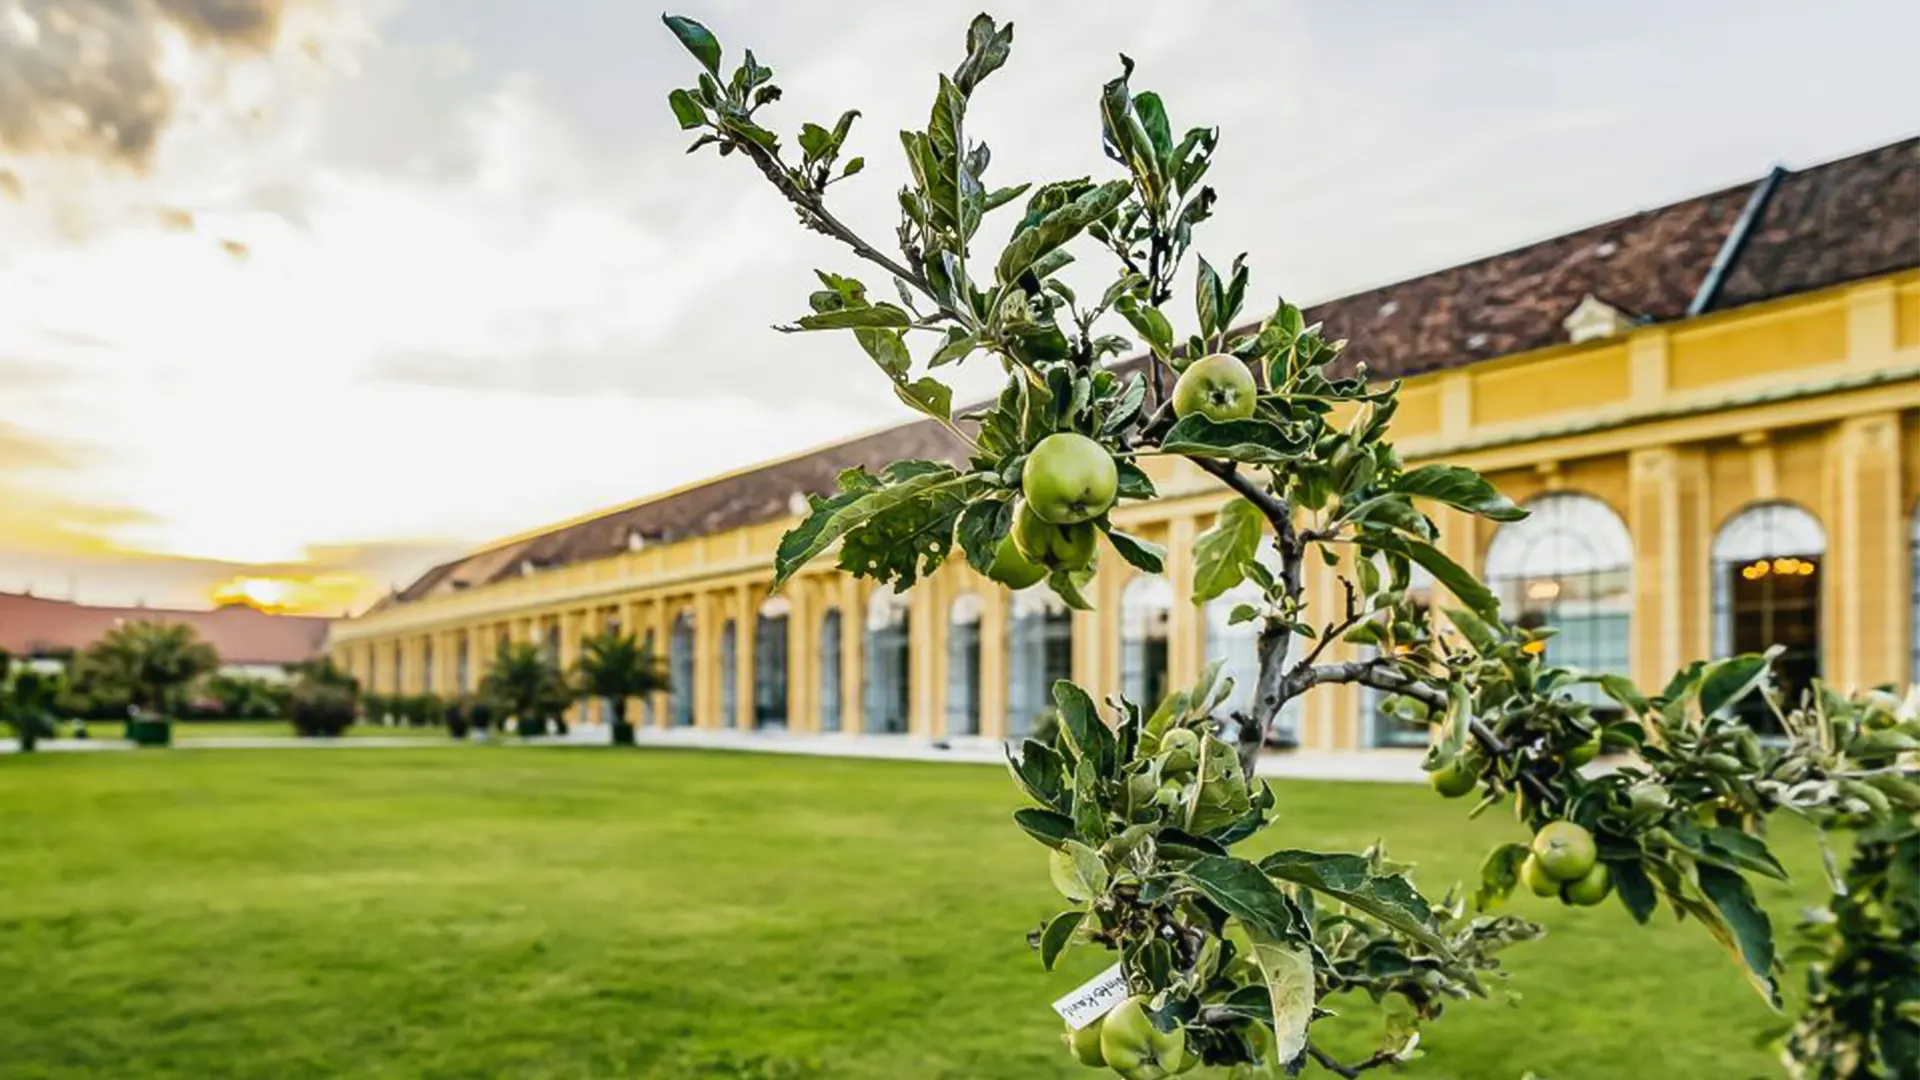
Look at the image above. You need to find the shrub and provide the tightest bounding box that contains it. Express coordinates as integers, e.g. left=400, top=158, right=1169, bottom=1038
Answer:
left=289, top=682, right=356, bottom=738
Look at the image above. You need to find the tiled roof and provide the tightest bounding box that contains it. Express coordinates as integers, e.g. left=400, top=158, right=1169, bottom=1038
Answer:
left=385, top=136, right=1920, bottom=607
left=0, top=591, right=331, bottom=666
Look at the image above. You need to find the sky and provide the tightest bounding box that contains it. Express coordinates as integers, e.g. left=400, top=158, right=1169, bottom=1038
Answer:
left=0, top=0, right=1915, bottom=615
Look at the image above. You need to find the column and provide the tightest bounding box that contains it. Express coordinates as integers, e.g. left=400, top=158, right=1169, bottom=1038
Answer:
left=978, top=580, right=1008, bottom=741
left=911, top=573, right=941, bottom=738
left=1165, top=516, right=1200, bottom=689
left=1828, top=412, right=1905, bottom=689
left=649, top=599, right=671, bottom=728
left=694, top=590, right=719, bottom=729
left=786, top=579, right=813, bottom=733
left=1627, top=445, right=1712, bottom=685
left=735, top=582, right=756, bottom=731
left=840, top=576, right=865, bottom=736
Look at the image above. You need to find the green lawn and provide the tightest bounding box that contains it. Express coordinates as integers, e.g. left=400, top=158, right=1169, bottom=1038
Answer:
left=0, top=748, right=1823, bottom=1079
left=73, top=720, right=448, bottom=741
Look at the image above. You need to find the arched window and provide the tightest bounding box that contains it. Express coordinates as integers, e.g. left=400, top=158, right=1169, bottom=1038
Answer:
left=864, top=588, right=912, bottom=734
left=543, top=624, right=560, bottom=667
left=1121, top=576, right=1174, bottom=710
left=1008, top=588, right=1074, bottom=739
left=819, top=610, right=844, bottom=733
left=946, top=594, right=984, bottom=737
left=1485, top=493, right=1634, bottom=700
left=1202, top=541, right=1302, bottom=745
left=1714, top=502, right=1824, bottom=732
left=718, top=619, right=738, bottom=728
left=422, top=640, right=435, bottom=693
left=754, top=597, right=790, bottom=730
left=668, top=611, right=696, bottom=727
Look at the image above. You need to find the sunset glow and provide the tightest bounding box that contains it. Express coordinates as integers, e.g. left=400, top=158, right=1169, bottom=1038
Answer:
left=209, top=574, right=365, bottom=615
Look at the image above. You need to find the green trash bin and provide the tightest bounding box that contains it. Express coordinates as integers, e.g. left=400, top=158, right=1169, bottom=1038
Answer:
left=127, top=717, right=172, bottom=748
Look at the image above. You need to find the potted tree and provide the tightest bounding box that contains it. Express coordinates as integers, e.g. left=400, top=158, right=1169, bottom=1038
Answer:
left=574, top=628, right=670, bottom=747
left=72, top=621, right=218, bottom=748
left=478, top=642, right=573, bottom=740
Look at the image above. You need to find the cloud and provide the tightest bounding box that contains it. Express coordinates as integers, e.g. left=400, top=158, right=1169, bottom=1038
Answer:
left=0, top=0, right=289, bottom=168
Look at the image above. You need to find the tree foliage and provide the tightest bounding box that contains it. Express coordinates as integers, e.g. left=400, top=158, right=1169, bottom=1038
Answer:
left=664, top=13, right=1919, bottom=1075
left=574, top=629, right=670, bottom=726
left=479, top=642, right=573, bottom=727
left=71, top=621, right=219, bottom=717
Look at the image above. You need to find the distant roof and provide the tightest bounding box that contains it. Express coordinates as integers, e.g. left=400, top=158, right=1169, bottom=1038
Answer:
left=384, top=136, right=1920, bottom=608
left=0, top=592, right=330, bottom=666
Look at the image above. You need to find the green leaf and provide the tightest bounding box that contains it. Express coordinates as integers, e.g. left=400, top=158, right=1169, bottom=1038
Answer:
left=952, top=12, right=1014, bottom=95
left=1703, top=828, right=1789, bottom=881
left=1105, top=529, right=1165, bottom=574
left=842, top=156, right=865, bottom=177
left=789, top=304, right=912, bottom=331
left=1196, top=253, right=1223, bottom=338
left=1699, top=654, right=1773, bottom=719
left=1394, top=464, right=1528, bottom=522
left=1117, top=300, right=1174, bottom=358
left=956, top=497, right=1012, bottom=575
left=859, top=329, right=911, bottom=377
left=1053, top=838, right=1109, bottom=901
left=1697, top=864, right=1780, bottom=1007
left=1054, top=681, right=1116, bottom=779
left=996, top=180, right=1131, bottom=284
left=798, top=122, right=833, bottom=161
left=1186, top=732, right=1252, bottom=835
left=1013, top=807, right=1075, bottom=849
left=668, top=88, right=705, bottom=130
left=894, top=376, right=952, bottom=421
left=1473, top=842, right=1531, bottom=911
left=1248, top=937, right=1316, bottom=1068
left=773, top=464, right=984, bottom=589
left=1039, top=909, right=1085, bottom=971
left=1071, top=755, right=1108, bottom=842
left=929, top=328, right=976, bottom=368
left=1192, top=498, right=1264, bottom=604
left=1049, top=567, right=1095, bottom=611
left=1132, top=91, right=1173, bottom=164
left=1371, top=536, right=1498, bottom=617
left=1161, top=415, right=1312, bottom=466
left=1612, top=858, right=1658, bottom=924
left=1115, top=460, right=1157, bottom=500
left=1442, top=606, right=1499, bottom=654
left=1006, top=738, right=1068, bottom=812
left=1259, top=850, right=1451, bottom=956
left=662, top=14, right=722, bottom=75
left=1183, top=855, right=1304, bottom=942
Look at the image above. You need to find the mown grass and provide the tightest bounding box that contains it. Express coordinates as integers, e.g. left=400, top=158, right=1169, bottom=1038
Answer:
left=70, top=720, right=447, bottom=740
left=0, top=747, right=1822, bottom=1078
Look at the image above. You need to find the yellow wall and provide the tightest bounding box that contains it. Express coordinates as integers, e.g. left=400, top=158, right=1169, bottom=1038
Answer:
left=331, top=270, right=1920, bottom=748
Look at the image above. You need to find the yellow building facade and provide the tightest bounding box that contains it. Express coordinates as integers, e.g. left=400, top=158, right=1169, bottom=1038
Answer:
left=329, top=140, right=1920, bottom=749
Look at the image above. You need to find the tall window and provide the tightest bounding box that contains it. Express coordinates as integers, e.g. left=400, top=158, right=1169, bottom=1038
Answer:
left=640, top=630, right=657, bottom=726
left=456, top=638, right=470, bottom=694
left=820, top=610, right=844, bottom=733
left=1204, top=577, right=1303, bottom=745
left=755, top=598, right=790, bottom=730
left=719, top=620, right=738, bottom=729
left=365, top=646, right=378, bottom=692
left=669, top=611, right=696, bottom=727
left=1121, top=576, right=1173, bottom=710
left=392, top=650, right=403, bottom=694
left=1485, top=493, right=1633, bottom=703
left=543, top=624, right=560, bottom=667
left=863, top=588, right=912, bottom=734
left=1714, top=502, right=1824, bottom=733
left=946, top=594, right=983, bottom=737
left=422, top=640, right=435, bottom=693
left=1008, top=588, right=1074, bottom=739
left=1363, top=564, right=1436, bottom=748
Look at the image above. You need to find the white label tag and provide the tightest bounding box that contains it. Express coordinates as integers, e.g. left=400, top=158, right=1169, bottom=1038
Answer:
left=1051, top=963, right=1129, bottom=1030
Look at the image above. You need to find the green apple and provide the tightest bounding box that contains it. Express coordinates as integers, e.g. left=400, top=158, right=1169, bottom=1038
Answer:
left=1531, top=821, right=1598, bottom=882
left=1067, top=1015, right=1106, bottom=1067
left=1022, top=432, right=1119, bottom=524
left=1100, top=995, right=1186, bottom=1079
left=984, top=532, right=1047, bottom=590
left=1565, top=733, right=1603, bottom=768
left=1011, top=501, right=1097, bottom=571
left=1626, top=782, right=1671, bottom=820
left=1171, top=353, right=1258, bottom=422
left=1429, top=756, right=1479, bottom=798
left=1563, top=862, right=1613, bottom=906
left=1161, top=727, right=1201, bottom=774
left=1521, top=854, right=1563, bottom=898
